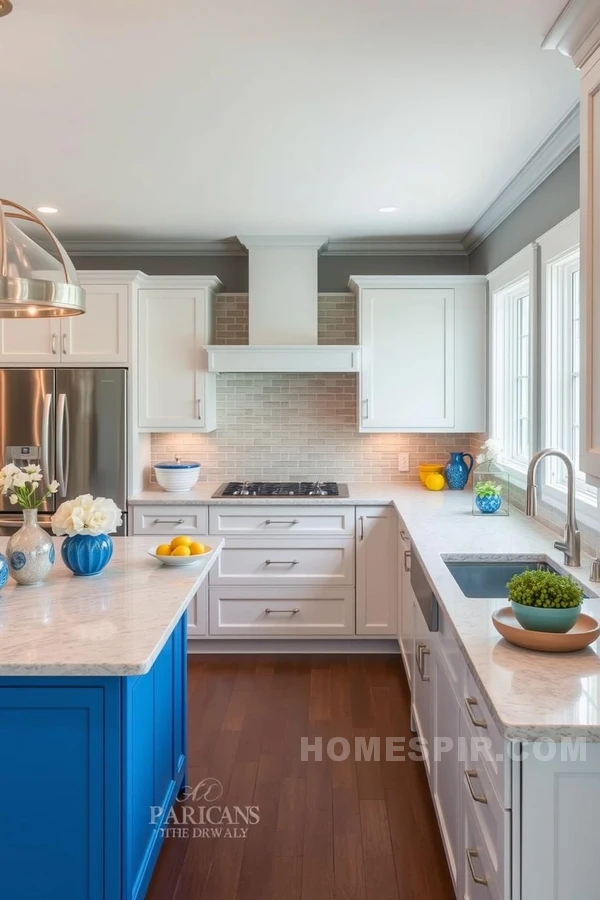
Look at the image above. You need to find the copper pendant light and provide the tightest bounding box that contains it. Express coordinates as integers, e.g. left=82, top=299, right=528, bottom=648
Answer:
left=0, top=1, right=13, bottom=18
left=0, top=199, right=86, bottom=318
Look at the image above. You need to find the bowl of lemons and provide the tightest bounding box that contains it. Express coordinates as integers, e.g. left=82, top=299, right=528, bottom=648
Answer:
left=148, top=535, right=212, bottom=566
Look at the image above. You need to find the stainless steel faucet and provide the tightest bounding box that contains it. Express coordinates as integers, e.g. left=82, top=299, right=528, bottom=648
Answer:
left=526, top=449, right=581, bottom=567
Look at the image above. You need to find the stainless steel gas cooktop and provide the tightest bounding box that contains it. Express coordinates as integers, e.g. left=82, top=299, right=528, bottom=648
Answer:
left=212, top=481, right=349, bottom=498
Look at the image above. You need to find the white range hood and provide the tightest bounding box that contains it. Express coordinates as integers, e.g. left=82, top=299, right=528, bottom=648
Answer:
left=205, top=236, right=360, bottom=373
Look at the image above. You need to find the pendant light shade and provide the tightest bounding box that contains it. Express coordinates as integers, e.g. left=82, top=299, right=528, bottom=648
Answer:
left=0, top=199, right=85, bottom=317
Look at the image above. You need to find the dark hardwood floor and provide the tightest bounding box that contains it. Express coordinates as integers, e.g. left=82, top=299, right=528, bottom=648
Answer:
left=147, top=655, right=454, bottom=900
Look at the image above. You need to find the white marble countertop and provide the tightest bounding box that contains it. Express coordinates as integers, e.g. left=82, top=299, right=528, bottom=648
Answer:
left=382, top=485, right=600, bottom=742
left=0, top=536, right=223, bottom=677
left=129, top=480, right=600, bottom=739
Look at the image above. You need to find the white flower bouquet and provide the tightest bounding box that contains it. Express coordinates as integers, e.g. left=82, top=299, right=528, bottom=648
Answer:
left=0, top=464, right=59, bottom=508
left=476, top=438, right=504, bottom=466
left=51, top=494, right=122, bottom=537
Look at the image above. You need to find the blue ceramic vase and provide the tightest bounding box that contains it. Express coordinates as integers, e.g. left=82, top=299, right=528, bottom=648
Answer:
left=61, top=533, right=113, bottom=576
left=475, top=494, right=502, bottom=514
left=444, top=452, right=474, bottom=490
left=0, top=552, right=8, bottom=591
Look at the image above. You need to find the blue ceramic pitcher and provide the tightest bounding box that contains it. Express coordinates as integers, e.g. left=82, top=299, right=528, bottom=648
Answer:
left=444, top=452, right=474, bottom=490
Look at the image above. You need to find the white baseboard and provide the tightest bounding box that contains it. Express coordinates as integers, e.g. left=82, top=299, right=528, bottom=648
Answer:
left=187, top=638, right=401, bottom=655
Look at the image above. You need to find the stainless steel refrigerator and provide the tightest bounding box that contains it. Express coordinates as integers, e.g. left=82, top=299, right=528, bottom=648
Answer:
left=0, top=369, right=127, bottom=535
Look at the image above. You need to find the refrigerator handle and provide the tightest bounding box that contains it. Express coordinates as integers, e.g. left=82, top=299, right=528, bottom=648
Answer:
left=56, top=393, right=70, bottom=497
left=41, top=393, right=52, bottom=491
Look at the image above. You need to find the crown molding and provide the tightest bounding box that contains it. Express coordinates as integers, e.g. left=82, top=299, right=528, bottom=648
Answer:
left=57, top=235, right=467, bottom=258
left=238, top=235, right=328, bottom=250
left=323, top=239, right=466, bottom=256
left=58, top=238, right=246, bottom=257
left=461, top=103, right=580, bottom=254
left=542, top=0, right=600, bottom=68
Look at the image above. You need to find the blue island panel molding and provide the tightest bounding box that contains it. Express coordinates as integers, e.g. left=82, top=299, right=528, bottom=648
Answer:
left=0, top=613, right=187, bottom=900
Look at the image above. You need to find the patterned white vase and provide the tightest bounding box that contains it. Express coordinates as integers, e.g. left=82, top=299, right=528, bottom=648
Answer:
left=7, top=509, right=55, bottom=586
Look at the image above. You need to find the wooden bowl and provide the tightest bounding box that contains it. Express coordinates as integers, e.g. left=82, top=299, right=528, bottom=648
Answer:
left=492, top=606, right=600, bottom=652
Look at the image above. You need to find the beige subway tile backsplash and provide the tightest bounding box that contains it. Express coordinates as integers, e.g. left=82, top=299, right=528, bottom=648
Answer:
left=150, top=294, right=475, bottom=483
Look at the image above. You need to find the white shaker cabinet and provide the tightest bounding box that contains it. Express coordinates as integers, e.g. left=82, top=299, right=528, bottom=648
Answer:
left=580, top=48, right=600, bottom=481
left=356, top=505, right=398, bottom=635
left=398, top=524, right=414, bottom=688
left=349, top=276, right=487, bottom=433
left=411, top=596, right=433, bottom=781
left=137, top=277, right=221, bottom=432
left=432, top=645, right=461, bottom=893
left=0, top=317, right=58, bottom=364
left=0, top=272, right=133, bottom=366
left=63, top=279, right=130, bottom=364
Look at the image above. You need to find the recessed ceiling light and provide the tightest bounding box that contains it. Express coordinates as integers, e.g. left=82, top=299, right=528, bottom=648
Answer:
left=36, top=206, right=58, bottom=214
left=378, top=206, right=399, bottom=213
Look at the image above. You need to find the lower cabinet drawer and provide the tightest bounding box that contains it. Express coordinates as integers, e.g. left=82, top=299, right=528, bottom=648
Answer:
left=209, top=505, right=355, bottom=536
left=463, top=785, right=503, bottom=900
left=209, top=538, right=355, bottom=586
left=132, top=505, right=209, bottom=536
left=208, top=587, right=356, bottom=635
left=461, top=730, right=510, bottom=900
left=464, top=670, right=510, bottom=807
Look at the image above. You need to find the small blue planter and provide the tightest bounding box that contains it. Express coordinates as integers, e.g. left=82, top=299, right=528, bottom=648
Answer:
left=511, top=601, right=581, bottom=633
left=475, top=494, right=502, bottom=514
left=61, top=533, right=113, bottom=576
left=0, top=553, right=8, bottom=590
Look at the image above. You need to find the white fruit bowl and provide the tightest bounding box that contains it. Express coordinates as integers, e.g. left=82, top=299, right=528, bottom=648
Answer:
left=154, top=460, right=200, bottom=492
left=148, top=545, right=213, bottom=567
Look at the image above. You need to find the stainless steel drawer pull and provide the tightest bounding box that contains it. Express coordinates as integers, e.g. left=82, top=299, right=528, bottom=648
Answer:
left=466, top=848, right=488, bottom=886
left=465, top=697, right=488, bottom=729
left=464, top=770, right=487, bottom=804
left=52, top=333, right=58, bottom=355
left=265, top=607, right=300, bottom=614
left=152, top=518, right=185, bottom=525
left=419, top=645, right=430, bottom=682
left=265, top=559, right=300, bottom=566
left=264, top=519, right=299, bottom=525
left=415, top=643, right=430, bottom=681
left=404, top=549, right=411, bottom=572
left=399, top=529, right=408, bottom=541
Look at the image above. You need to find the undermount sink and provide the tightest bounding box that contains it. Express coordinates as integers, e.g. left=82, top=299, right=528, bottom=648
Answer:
left=443, top=556, right=596, bottom=599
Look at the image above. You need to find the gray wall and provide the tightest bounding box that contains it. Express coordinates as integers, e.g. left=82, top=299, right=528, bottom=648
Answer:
left=74, top=255, right=249, bottom=292
left=74, top=252, right=468, bottom=293
left=468, top=149, right=580, bottom=275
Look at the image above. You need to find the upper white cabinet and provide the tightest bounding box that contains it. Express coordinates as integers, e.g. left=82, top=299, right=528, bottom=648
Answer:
left=137, top=277, right=221, bottom=433
left=0, top=317, right=58, bottom=364
left=580, top=48, right=600, bottom=481
left=356, top=505, right=398, bottom=635
left=64, top=280, right=129, bottom=364
left=0, top=272, right=133, bottom=366
left=350, top=276, right=487, bottom=433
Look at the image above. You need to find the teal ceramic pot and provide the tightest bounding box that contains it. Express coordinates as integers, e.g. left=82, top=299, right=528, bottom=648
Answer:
left=511, top=601, right=581, bottom=633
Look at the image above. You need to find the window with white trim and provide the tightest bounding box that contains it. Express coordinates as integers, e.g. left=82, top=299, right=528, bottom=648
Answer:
left=489, top=246, right=537, bottom=476
left=542, top=231, right=597, bottom=509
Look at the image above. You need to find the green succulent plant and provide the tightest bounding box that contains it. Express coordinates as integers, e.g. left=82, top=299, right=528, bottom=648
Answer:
left=474, top=480, right=502, bottom=498
left=507, top=569, right=584, bottom=609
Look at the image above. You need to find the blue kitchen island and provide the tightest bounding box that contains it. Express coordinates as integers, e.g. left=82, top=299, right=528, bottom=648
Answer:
left=0, top=536, right=222, bottom=900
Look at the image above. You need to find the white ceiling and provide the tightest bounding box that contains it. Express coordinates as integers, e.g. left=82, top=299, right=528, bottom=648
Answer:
left=0, top=0, right=578, bottom=243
